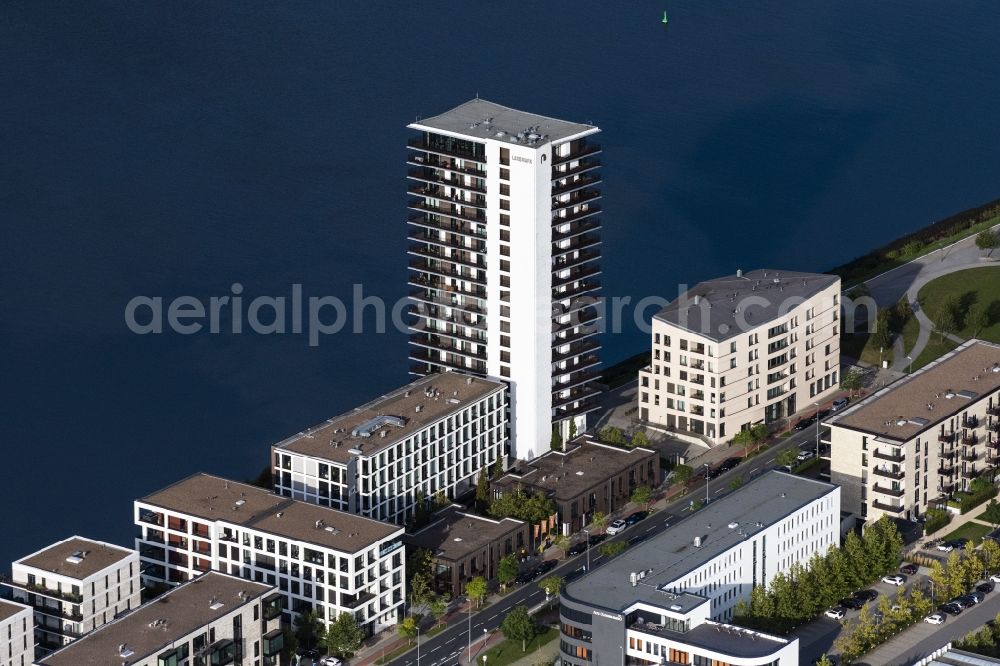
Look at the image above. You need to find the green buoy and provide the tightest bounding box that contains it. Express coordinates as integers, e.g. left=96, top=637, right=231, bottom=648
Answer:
left=662, top=10, right=669, bottom=24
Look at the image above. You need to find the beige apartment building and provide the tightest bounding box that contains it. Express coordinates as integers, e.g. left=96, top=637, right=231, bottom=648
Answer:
left=828, top=339, right=1000, bottom=524
left=639, top=269, right=841, bottom=445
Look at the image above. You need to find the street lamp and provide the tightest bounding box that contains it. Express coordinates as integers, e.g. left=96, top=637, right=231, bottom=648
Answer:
left=416, top=624, right=421, bottom=666
left=906, top=355, right=913, bottom=374
left=813, top=401, right=821, bottom=459
left=703, top=463, right=710, bottom=505
left=582, top=527, right=591, bottom=572
left=546, top=586, right=552, bottom=602
left=468, top=599, right=473, bottom=662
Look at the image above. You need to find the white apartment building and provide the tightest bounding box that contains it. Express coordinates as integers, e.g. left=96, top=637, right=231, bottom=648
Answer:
left=4, top=537, right=140, bottom=654
left=639, top=269, right=841, bottom=445
left=828, top=339, right=1000, bottom=524
left=0, top=600, right=32, bottom=666
left=135, top=473, right=405, bottom=636
left=407, top=99, right=604, bottom=459
left=559, top=471, right=838, bottom=666
left=272, top=372, right=506, bottom=525
left=36, top=572, right=283, bottom=666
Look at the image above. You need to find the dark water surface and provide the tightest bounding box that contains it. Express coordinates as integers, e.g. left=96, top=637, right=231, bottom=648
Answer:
left=2, top=1, right=999, bottom=565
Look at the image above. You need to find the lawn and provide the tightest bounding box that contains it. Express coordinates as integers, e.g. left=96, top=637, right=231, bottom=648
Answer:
left=917, top=266, right=1000, bottom=343
left=600, top=352, right=650, bottom=389
left=480, top=626, right=559, bottom=666
left=840, top=332, right=891, bottom=367
left=941, top=521, right=992, bottom=547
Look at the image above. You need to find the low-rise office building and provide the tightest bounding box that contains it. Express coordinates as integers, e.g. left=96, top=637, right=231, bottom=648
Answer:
left=272, top=372, right=507, bottom=525
left=639, top=269, right=841, bottom=445
left=405, top=505, right=529, bottom=597
left=493, top=435, right=658, bottom=536
left=0, top=600, right=32, bottom=666
left=560, top=471, right=839, bottom=666
left=135, top=473, right=405, bottom=636
left=4, top=537, right=140, bottom=653
left=828, top=339, right=1000, bottom=524
left=35, top=572, right=282, bottom=666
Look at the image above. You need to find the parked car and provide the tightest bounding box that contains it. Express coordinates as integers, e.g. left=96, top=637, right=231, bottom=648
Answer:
left=978, top=581, right=995, bottom=594
left=990, top=573, right=1000, bottom=584
left=536, top=560, right=557, bottom=576
left=625, top=511, right=648, bottom=526
left=297, top=649, right=322, bottom=660
left=924, top=613, right=946, bottom=625
left=949, top=598, right=969, bottom=610
left=321, top=658, right=343, bottom=666
left=881, top=574, right=906, bottom=586
left=606, top=519, right=627, bottom=535
left=832, top=397, right=849, bottom=411
left=567, top=542, right=588, bottom=557
left=824, top=607, right=846, bottom=620
left=839, top=597, right=864, bottom=611
left=719, top=457, right=741, bottom=472
left=946, top=538, right=969, bottom=550
left=794, top=417, right=816, bottom=431
left=900, top=563, right=918, bottom=576
left=854, top=589, right=879, bottom=603
left=514, top=569, right=534, bottom=585
left=936, top=542, right=955, bottom=552
left=938, top=602, right=963, bottom=615
left=797, top=450, right=815, bottom=462
left=816, top=409, right=832, bottom=420
left=961, top=591, right=984, bottom=606
left=587, top=533, right=607, bottom=547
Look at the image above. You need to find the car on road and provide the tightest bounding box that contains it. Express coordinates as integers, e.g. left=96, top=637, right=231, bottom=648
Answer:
left=979, top=581, right=996, bottom=594
left=854, top=589, right=879, bottom=603
left=816, top=409, right=832, bottom=420
left=627, top=534, right=647, bottom=546
left=839, top=597, right=864, bottom=610
left=536, top=560, right=557, bottom=576
left=924, top=613, right=946, bottom=625
left=514, top=569, right=534, bottom=585
left=296, top=649, right=321, bottom=660
left=588, top=533, right=607, bottom=547
left=718, top=457, right=741, bottom=472
left=567, top=542, right=588, bottom=557
left=625, top=511, right=648, bottom=526
left=949, top=598, right=970, bottom=610
left=990, top=573, right=1000, bottom=584
left=900, top=563, right=918, bottom=576
left=938, top=602, right=963, bottom=615
left=824, top=607, right=846, bottom=620
left=961, top=591, right=984, bottom=606
left=606, top=519, right=627, bottom=535
left=946, top=538, right=969, bottom=550
left=794, top=416, right=816, bottom=431
left=321, top=658, right=343, bottom=666
left=832, top=397, right=849, bottom=411
left=797, top=450, right=815, bottom=462
left=881, top=574, right=906, bottom=586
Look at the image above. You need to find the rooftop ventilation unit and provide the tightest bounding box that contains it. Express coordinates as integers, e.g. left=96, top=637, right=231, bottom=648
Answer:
left=728, top=522, right=739, bottom=529
left=209, top=598, right=224, bottom=610
left=118, top=644, right=134, bottom=658
left=693, top=536, right=702, bottom=548
left=352, top=415, right=406, bottom=438
left=669, top=604, right=683, bottom=612
left=66, top=551, right=86, bottom=565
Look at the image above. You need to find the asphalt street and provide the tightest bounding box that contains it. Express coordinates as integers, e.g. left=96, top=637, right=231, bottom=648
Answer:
left=388, top=428, right=822, bottom=666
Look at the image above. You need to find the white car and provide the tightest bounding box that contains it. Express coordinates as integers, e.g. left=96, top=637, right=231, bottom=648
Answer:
left=797, top=450, right=815, bottom=462
left=824, top=607, right=846, bottom=620
left=320, top=658, right=343, bottom=666
left=606, top=519, right=627, bottom=535
left=881, top=575, right=905, bottom=586
left=936, top=543, right=955, bottom=552
left=924, top=613, right=945, bottom=625
left=991, top=573, right=1000, bottom=583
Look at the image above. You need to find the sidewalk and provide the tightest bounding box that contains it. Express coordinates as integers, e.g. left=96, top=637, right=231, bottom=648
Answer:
left=908, top=498, right=993, bottom=553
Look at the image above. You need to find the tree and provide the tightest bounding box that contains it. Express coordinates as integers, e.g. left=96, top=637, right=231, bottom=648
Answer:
left=981, top=538, right=1000, bottom=574
left=434, top=490, right=449, bottom=509
left=969, top=302, right=990, bottom=338
left=599, top=541, right=627, bottom=557
left=413, top=490, right=430, bottom=528
left=976, top=228, right=999, bottom=257
left=598, top=426, right=626, bottom=446
left=491, top=456, right=504, bottom=480
left=294, top=609, right=324, bottom=650
left=672, top=464, right=693, bottom=486
left=729, top=476, right=744, bottom=491
left=551, top=534, right=570, bottom=559
left=322, top=612, right=365, bottom=658
left=589, top=511, right=608, bottom=534
left=872, top=307, right=893, bottom=350
left=631, top=429, right=650, bottom=449
left=398, top=615, right=419, bottom=645
left=631, top=485, right=652, bottom=509
left=500, top=605, right=537, bottom=652
left=815, top=655, right=835, bottom=666
left=934, top=295, right=961, bottom=340
left=734, top=423, right=768, bottom=455
left=498, top=554, right=520, bottom=591
left=407, top=548, right=434, bottom=607
left=429, top=593, right=451, bottom=628
left=466, top=576, right=488, bottom=609
left=568, top=419, right=578, bottom=440
left=475, top=468, right=490, bottom=510
left=841, top=368, right=864, bottom=397
left=775, top=448, right=799, bottom=469
left=538, top=575, right=564, bottom=598
left=550, top=428, right=563, bottom=451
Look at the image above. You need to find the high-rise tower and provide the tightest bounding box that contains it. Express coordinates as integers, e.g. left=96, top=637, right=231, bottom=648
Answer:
left=407, top=99, right=602, bottom=460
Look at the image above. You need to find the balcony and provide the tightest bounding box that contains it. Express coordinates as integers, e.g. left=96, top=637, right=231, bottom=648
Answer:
left=407, top=168, right=486, bottom=194
left=408, top=245, right=485, bottom=272
left=407, top=153, right=486, bottom=178
left=552, top=233, right=602, bottom=259
left=553, top=157, right=601, bottom=179
left=408, top=213, right=486, bottom=239
left=409, top=355, right=486, bottom=377
left=938, top=463, right=955, bottom=475
left=552, top=310, right=600, bottom=335
left=408, top=307, right=487, bottom=332
left=408, top=259, right=486, bottom=286
left=962, top=450, right=983, bottom=462
left=873, top=467, right=905, bottom=480
left=939, top=448, right=958, bottom=459
left=342, top=591, right=376, bottom=609
left=964, top=416, right=980, bottom=429
left=552, top=248, right=601, bottom=273
left=553, top=280, right=601, bottom=302
left=552, top=339, right=601, bottom=363
left=551, top=141, right=602, bottom=166
left=553, top=369, right=601, bottom=392
left=551, top=173, right=602, bottom=197
left=410, top=335, right=486, bottom=361
left=552, top=264, right=602, bottom=288
left=408, top=184, right=487, bottom=209
left=33, top=602, right=84, bottom=623
left=873, top=449, right=905, bottom=463
left=872, top=484, right=905, bottom=497
left=552, top=325, right=601, bottom=347
left=138, top=510, right=162, bottom=527
left=0, top=577, right=82, bottom=603
left=35, top=623, right=83, bottom=640
left=939, top=433, right=956, bottom=444
left=962, top=434, right=980, bottom=446
left=554, top=398, right=601, bottom=419
left=407, top=137, right=486, bottom=164
left=409, top=290, right=485, bottom=317
left=407, top=200, right=486, bottom=224
left=552, top=189, right=602, bottom=212
left=988, top=406, right=1000, bottom=417
left=409, top=325, right=486, bottom=349
left=871, top=501, right=905, bottom=514
left=552, top=385, right=602, bottom=410
left=551, top=204, right=601, bottom=226
left=552, top=218, right=601, bottom=243
left=409, top=229, right=486, bottom=255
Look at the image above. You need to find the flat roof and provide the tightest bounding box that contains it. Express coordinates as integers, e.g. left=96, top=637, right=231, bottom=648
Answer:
left=494, top=436, right=656, bottom=502
left=680, top=622, right=792, bottom=659
left=140, top=474, right=402, bottom=553
left=274, top=373, right=505, bottom=464
left=16, top=536, right=134, bottom=580
left=0, top=599, right=30, bottom=623
left=830, top=340, right=1000, bottom=440
left=406, top=505, right=525, bottom=562
left=653, top=269, right=839, bottom=342
left=410, top=98, right=597, bottom=145
left=564, top=471, right=837, bottom=612
left=39, top=573, right=272, bottom=666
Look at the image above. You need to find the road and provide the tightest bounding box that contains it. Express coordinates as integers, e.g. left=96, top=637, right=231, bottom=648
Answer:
left=388, top=428, right=822, bottom=666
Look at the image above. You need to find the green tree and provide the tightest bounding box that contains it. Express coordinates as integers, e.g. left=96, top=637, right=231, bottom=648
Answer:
left=775, top=448, right=799, bottom=469
left=598, top=426, right=626, bottom=446
left=841, top=368, right=864, bottom=397
left=551, top=534, right=570, bottom=559
left=599, top=541, right=627, bottom=557
left=872, top=307, right=894, bottom=350
left=501, top=605, right=537, bottom=652
left=734, top=423, right=769, bottom=455
left=943, top=551, right=967, bottom=599
left=631, top=485, right=652, bottom=509
left=968, top=302, right=990, bottom=338
left=466, top=576, right=488, bottom=609
left=491, top=456, right=504, bottom=480
left=434, top=490, right=449, bottom=509
left=815, top=655, right=835, bottom=666
left=976, top=228, right=999, bottom=257
left=963, top=551, right=987, bottom=590
left=589, top=511, right=608, bottom=534
left=475, top=468, right=490, bottom=510
left=293, top=609, right=324, bottom=651
left=983, top=500, right=1000, bottom=528
left=429, top=594, right=451, bottom=628
left=397, top=615, right=419, bottom=645
left=981, top=538, right=1000, bottom=574
left=909, top=585, right=933, bottom=619
left=413, top=490, right=430, bottom=528
left=538, top=575, right=564, bottom=598
left=407, top=548, right=434, bottom=607
left=568, top=419, right=578, bottom=440
left=672, top=464, right=693, bottom=485
left=631, top=429, right=650, bottom=449
left=498, top=554, right=520, bottom=591
left=322, top=612, right=365, bottom=658
left=928, top=559, right=948, bottom=603
left=550, top=428, right=563, bottom=451
left=843, top=531, right=874, bottom=587
left=729, top=476, right=744, bottom=491
left=934, top=295, right=961, bottom=340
